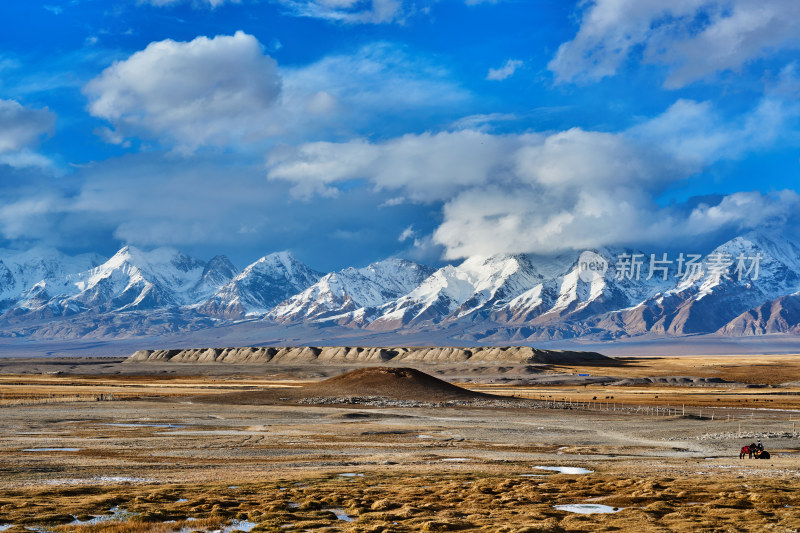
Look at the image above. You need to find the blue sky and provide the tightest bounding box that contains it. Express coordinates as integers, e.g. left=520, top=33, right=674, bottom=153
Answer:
left=1, top=0, right=799, bottom=270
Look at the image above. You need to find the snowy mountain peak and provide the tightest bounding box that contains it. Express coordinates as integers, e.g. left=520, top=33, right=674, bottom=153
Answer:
left=270, top=257, right=434, bottom=323
left=0, top=247, right=105, bottom=309
left=457, top=253, right=540, bottom=299
left=106, top=245, right=203, bottom=273
left=601, top=232, right=800, bottom=337
left=60, top=246, right=209, bottom=312
left=365, top=253, right=543, bottom=329
left=192, top=255, right=239, bottom=301
left=257, top=250, right=296, bottom=266
left=716, top=231, right=800, bottom=271
left=4, top=232, right=800, bottom=342
left=85, top=246, right=204, bottom=288
left=237, top=251, right=309, bottom=283
left=199, top=252, right=322, bottom=319
left=203, top=255, right=238, bottom=280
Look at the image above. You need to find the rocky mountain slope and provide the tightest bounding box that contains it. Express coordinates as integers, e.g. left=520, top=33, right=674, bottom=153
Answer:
left=196, top=252, right=322, bottom=319
left=3, top=246, right=232, bottom=321
left=596, top=233, right=800, bottom=337
left=365, top=254, right=544, bottom=330
left=270, top=258, right=434, bottom=324
left=720, top=292, right=800, bottom=335
left=1, top=231, right=799, bottom=342
left=0, top=247, right=104, bottom=314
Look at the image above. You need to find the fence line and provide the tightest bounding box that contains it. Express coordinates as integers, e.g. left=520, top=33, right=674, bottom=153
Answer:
left=0, top=393, right=117, bottom=407
left=509, top=392, right=800, bottom=429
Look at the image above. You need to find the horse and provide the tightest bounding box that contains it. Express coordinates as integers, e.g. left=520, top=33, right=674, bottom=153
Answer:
left=740, top=445, right=753, bottom=459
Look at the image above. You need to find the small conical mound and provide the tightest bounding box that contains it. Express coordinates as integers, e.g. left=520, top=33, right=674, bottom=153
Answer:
left=305, top=367, right=488, bottom=400
left=194, top=366, right=501, bottom=405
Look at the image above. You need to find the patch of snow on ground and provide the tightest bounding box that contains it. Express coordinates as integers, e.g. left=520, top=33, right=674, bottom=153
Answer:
left=42, top=476, right=152, bottom=485
left=69, top=506, right=134, bottom=525
left=554, top=504, right=622, bottom=514
left=325, top=509, right=354, bottom=522
left=534, top=466, right=593, bottom=474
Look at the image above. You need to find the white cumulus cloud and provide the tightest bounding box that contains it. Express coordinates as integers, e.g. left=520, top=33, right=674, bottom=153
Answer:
left=84, top=31, right=281, bottom=152
left=0, top=99, right=56, bottom=170
left=550, top=0, right=800, bottom=88
left=84, top=38, right=467, bottom=150
left=267, top=130, right=525, bottom=200
left=268, top=96, right=799, bottom=257
left=0, top=99, right=55, bottom=154
left=434, top=187, right=800, bottom=258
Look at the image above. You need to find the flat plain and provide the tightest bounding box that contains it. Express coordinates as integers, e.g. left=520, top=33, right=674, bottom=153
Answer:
left=1, top=354, right=800, bottom=532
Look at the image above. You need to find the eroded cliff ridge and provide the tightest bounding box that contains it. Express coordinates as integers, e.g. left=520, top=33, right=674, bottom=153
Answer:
left=126, top=345, right=608, bottom=364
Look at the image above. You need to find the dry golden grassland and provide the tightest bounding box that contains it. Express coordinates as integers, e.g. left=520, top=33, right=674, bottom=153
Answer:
left=551, top=354, right=800, bottom=385
left=1, top=471, right=799, bottom=532
left=473, top=354, right=800, bottom=411
left=1, top=355, right=800, bottom=532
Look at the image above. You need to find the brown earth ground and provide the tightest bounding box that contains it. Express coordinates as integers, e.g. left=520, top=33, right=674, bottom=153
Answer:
left=1, top=354, right=800, bottom=532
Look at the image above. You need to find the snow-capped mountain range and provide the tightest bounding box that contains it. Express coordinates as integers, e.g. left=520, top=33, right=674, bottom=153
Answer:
left=1, top=231, right=800, bottom=342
